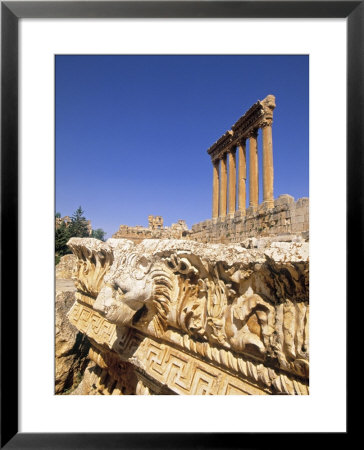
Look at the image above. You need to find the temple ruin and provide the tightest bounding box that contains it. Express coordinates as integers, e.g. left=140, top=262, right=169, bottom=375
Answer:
left=190, top=95, right=308, bottom=244
left=112, top=96, right=308, bottom=245
left=112, top=215, right=189, bottom=243
left=209, top=94, right=276, bottom=218
left=57, top=94, right=309, bottom=395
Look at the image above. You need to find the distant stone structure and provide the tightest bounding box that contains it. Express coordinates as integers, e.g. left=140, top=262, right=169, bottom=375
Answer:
left=112, top=215, right=189, bottom=243
left=148, top=215, right=163, bottom=229
left=55, top=215, right=72, bottom=228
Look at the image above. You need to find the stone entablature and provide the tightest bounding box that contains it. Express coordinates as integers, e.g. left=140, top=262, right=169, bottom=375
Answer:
left=112, top=216, right=189, bottom=243
left=208, top=95, right=276, bottom=219
left=190, top=195, right=309, bottom=244
left=67, top=237, right=309, bottom=395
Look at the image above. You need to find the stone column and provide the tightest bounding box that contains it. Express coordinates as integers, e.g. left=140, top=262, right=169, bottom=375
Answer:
left=212, top=161, right=219, bottom=220
left=228, top=147, right=236, bottom=217
left=262, top=122, right=274, bottom=208
left=219, top=154, right=227, bottom=218
left=237, top=140, right=246, bottom=215
left=249, top=130, right=259, bottom=209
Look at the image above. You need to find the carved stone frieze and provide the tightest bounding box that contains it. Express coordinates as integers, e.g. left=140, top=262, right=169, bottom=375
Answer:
left=67, top=237, right=309, bottom=395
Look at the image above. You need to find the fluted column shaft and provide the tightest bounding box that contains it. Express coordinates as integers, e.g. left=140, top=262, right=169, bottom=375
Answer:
left=228, top=148, right=236, bottom=217
left=237, top=140, right=246, bottom=215
left=249, top=131, right=259, bottom=208
left=212, top=161, right=219, bottom=219
left=219, top=154, right=227, bottom=217
left=262, top=123, right=274, bottom=208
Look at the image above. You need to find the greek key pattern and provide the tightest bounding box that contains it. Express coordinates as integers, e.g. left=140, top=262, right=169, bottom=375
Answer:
left=134, top=339, right=267, bottom=395
left=69, top=301, right=269, bottom=394
left=69, top=301, right=304, bottom=395
left=68, top=302, right=117, bottom=349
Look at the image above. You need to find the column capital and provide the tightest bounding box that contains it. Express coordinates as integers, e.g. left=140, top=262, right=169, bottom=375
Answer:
left=261, top=94, right=276, bottom=120
left=261, top=119, right=273, bottom=128
left=247, top=128, right=259, bottom=139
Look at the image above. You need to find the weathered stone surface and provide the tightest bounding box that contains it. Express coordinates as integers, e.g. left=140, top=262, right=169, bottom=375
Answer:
left=67, top=237, right=309, bottom=395
left=70, top=357, right=139, bottom=395
left=55, top=283, right=90, bottom=394
left=55, top=254, right=77, bottom=279
left=189, top=196, right=309, bottom=243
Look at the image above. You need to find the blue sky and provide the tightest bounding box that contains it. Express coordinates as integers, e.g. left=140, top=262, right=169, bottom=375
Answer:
left=56, top=55, right=308, bottom=238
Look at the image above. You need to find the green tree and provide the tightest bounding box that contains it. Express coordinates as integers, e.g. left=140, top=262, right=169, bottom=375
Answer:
left=91, top=228, right=106, bottom=241
left=68, top=206, right=90, bottom=238
left=55, top=207, right=106, bottom=265
left=55, top=221, right=71, bottom=262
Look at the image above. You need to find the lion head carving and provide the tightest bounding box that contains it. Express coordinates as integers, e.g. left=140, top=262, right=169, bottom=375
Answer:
left=93, top=240, right=177, bottom=337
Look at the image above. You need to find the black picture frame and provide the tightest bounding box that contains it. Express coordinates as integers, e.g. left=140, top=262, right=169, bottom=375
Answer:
left=1, top=1, right=357, bottom=448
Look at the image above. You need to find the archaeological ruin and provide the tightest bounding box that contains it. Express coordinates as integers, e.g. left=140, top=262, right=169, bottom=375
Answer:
left=112, top=215, right=189, bottom=243
left=111, top=96, right=308, bottom=245
left=56, top=95, right=309, bottom=395
left=191, top=94, right=308, bottom=244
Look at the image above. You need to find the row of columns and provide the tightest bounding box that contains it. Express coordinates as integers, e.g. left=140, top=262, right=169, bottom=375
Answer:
left=212, top=124, right=274, bottom=219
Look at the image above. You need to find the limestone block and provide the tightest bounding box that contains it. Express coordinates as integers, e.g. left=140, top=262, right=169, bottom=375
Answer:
left=274, top=194, right=295, bottom=207
left=292, top=223, right=304, bottom=232
left=241, top=237, right=258, bottom=249
left=302, top=231, right=309, bottom=241
left=56, top=254, right=77, bottom=279
left=55, top=287, right=90, bottom=394
left=295, top=207, right=306, bottom=217
left=296, top=197, right=309, bottom=208
left=234, top=210, right=243, bottom=220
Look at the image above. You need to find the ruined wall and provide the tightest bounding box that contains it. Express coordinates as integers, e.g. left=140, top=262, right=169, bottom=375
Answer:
left=190, top=195, right=309, bottom=244
left=148, top=215, right=163, bottom=229
left=112, top=197, right=308, bottom=246
left=112, top=216, right=189, bottom=243
left=66, top=237, right=309, bottom=395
